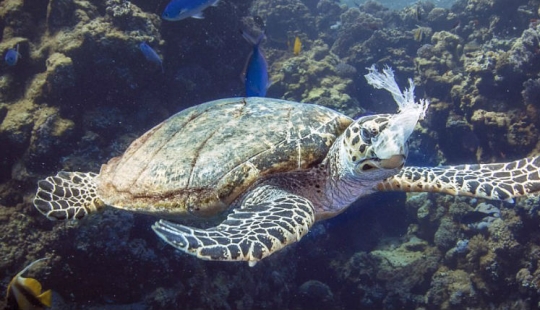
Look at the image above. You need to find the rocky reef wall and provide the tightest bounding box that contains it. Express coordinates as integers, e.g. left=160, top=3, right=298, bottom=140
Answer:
left=0, top=0, right=540, bottom=309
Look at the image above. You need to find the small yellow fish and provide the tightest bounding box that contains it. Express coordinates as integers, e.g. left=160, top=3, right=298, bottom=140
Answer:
left=6, top=258, right=52, bottom=310
left=293, top=36, right=302, bottom=56
left=413, top=26, right=429, bottom=42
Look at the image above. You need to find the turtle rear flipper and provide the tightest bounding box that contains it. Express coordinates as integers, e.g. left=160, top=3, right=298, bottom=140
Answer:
left=376, top=156, right=540, bottom=201
left=34, top=171, right=105, bottom=220
left=152, top=185, right=315, bottom=266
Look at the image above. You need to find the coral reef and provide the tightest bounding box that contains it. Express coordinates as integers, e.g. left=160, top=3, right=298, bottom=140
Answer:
left=414, top=0, right=540, bottom=162
left=332, top=236, right=441, bottom=308
left=1, top=0, right=540, bottom=309
left=0, top=0, right=164, bottom=184
left=426, top=268, right=478, bottom=309
left=268, top=39, right=362, bottom=116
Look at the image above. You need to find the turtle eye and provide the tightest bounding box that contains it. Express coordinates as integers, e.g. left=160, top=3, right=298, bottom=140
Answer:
left=360, top=128, right=372, bottom=144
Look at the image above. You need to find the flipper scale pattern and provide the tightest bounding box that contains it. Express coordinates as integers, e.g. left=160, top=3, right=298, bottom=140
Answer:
left=152, top=185, right=315, bottom=265
left=377, top=156, right=540, bottom=201
left=34, top=171, right=105, bottom=220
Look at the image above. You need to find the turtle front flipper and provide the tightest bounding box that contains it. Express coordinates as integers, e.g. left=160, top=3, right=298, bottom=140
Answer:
left=152, top=185, right=315, bottom=266
left=376, top=156, right=540, bottom=201
left=34, top=171, right=106, bottom=220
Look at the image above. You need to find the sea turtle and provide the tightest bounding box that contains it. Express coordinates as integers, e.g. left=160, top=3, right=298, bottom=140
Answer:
left=33, top=67, right=540, bottom=266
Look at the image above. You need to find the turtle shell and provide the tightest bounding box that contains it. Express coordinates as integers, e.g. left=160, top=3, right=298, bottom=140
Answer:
left=97, top=97, right=352, bottom=218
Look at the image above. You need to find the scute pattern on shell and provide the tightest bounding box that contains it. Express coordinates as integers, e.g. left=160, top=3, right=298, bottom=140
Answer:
left=97, top=97, right=352, bottom=217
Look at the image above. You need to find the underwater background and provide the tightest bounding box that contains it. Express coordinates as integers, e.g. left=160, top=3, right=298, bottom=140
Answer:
left=1, top=0, right=540, bottom=309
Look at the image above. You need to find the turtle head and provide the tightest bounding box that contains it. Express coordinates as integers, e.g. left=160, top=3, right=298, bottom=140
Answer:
left=340, top=113, right=412, bottom=181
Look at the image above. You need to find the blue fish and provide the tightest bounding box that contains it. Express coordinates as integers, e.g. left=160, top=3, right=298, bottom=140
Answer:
left=139, top=42, right=164, bottom=73
left=162, top=0, right=219, bottom=21
left=242, top=31, right=269, bottom=97
left=5, top=44, right=21, bottom=66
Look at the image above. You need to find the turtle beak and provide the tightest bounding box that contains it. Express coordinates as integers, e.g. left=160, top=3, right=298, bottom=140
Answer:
left=379, top=154, right=405, bottom=169
left=358, top=155, right=405, bottom=172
